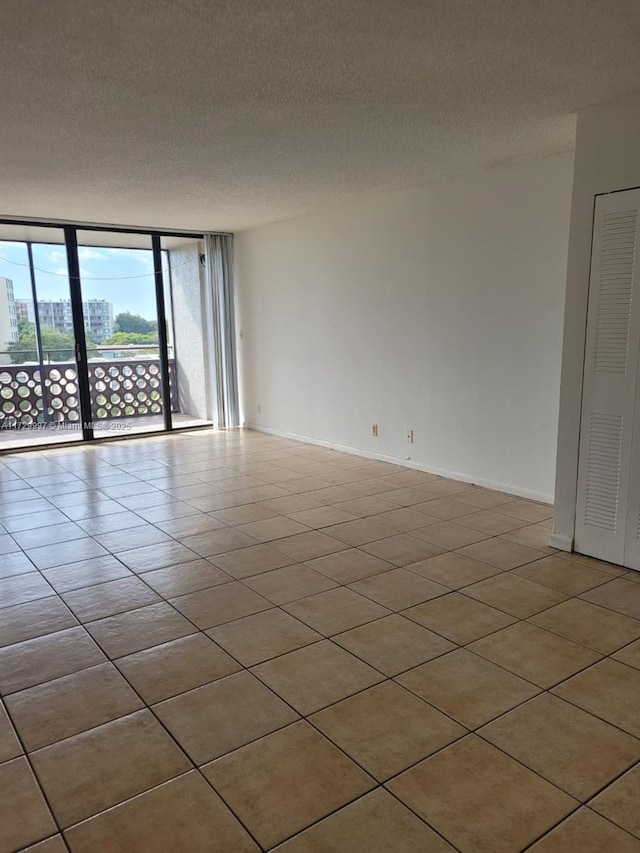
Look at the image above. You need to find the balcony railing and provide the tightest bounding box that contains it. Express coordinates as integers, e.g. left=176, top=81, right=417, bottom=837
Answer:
left=0, top=347, right=179, bottom=429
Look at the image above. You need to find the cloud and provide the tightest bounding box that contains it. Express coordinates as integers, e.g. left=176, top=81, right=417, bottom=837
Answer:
left=47, top=249, right=66, bottom=263
left=78, top=248, right=107, bottom=261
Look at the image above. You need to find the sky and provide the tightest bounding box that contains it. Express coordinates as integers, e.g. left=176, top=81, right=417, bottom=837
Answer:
left=0, top=241, right=161, bottom=319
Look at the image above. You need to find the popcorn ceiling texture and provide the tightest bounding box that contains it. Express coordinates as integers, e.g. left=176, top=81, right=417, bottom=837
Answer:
left=1, top=0, right=640, bottom=231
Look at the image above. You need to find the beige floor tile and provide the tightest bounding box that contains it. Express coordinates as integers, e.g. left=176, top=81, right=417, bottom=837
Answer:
left=456, top=489, right=517, bottom=509
left=332, top=496, right=399, bottom=518
left=463, top=572, right=568, bottom=618
left=140, top=559, right=231, bottom=597
left=6, top=662, right=143, bottom=751
left=529, top=808, right=640, bottom=852
left=0, top=757, right=57, bottom=853
left=500, top=525, right=559, bottom=554
left=333, top=614, right=455, bottom=676
left=580, top=577, right=640, bottom=620
left=406, top=550, right=500, bottom=588
left=275, top=788, right=456, bottom=852
left=562, top=551, right=629, bottom=577
left=85, top=602, right=196, bottom=658
left=271, top=531, right=349, bottom=561
left=0, top=700, right=22, bottom=762
left=210, top=503, right=277, bottom=525
left=456, top=510, right=527, bottom=536
left=0, top=573, right=55, bottom=609
left=480, top=693, right=640, bottom=799
left=397, top=647, right=539, bottom=728
left=361, top=534, right=444, bottom=566
left=530, top=598, right=640, bottom=654
left=514, top=554, right=613, bottom=595
left=349, top=568, right=448, bottom=610
left=63, top=771, right=258, bottom=853
left=208, top=608, right=321, bottom=666
left=411, top=496, right=477, bottom=520
left=170, top=581, right=272, bottom=629
left=258, top=494, right=323, bottom=514
left=498, top=499, right=554, bottom=523
left=21, top=835, right=68, bottom=852
left=115, top=540, right=200, bottom=572
left=31, top=709, right=191, bottom=828
left=407, top=520, right=490, bottom=550
left=0, top=626, right=106, bottom=695
left=387, top=735, right=577, bottom=853
left=457, top=538, right=545, bottom=569
left=403, top=592, right=516, bottom=644
left=115, top=633, right=241, bottom=703
left=613, top=637, right=640, bottom=669
left=94, top=525, right=173, bottom=553
left=287, top=506, right=357, bottom=529
left=13, top=521, right=88, bottom=550
left=311, top=681, right=464, bottom=780
left=470, top=622, right=602, bottom=688
left=174, top=528, right=258, bottom=559
left=154, top=670, right=298, bottom=764
left=25, top=539, right=109, bottom=571
left=60, top=576, right=161, bottom=622
left=78, top=510, right=151, bottom=536
left=211, top=543, right=296, bottom=578
left=304, top=549, right=393, bottom=583
left=252, top=640, right=384, bottom=715
left=236, top=516, right=311, bottom=541
left=553, top=658, right=640, bottom=737
left=243, top=564, right=337, bottom=604
left=41, top=555, right=133, bottom=594
left=0, top=551, right=38, bottom=577
left=284, top=587, right=390, bottom=635
left=303, top=485, right=361, bottom=503
left=590, top=763, right=640, bottom=839
left=321, top=518, right=393, bottom=546
left=203, top=720, right=374, bottom=849
left=0, top=596, right=78, bottom=648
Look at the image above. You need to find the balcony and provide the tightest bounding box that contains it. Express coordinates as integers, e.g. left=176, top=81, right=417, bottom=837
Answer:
left=0, top=346, right=207, bottom=447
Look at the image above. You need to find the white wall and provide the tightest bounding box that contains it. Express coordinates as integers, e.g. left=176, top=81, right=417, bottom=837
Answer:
left=553, top=91, right=640, bottom=548
left=236, top=152, right=574, bottom=502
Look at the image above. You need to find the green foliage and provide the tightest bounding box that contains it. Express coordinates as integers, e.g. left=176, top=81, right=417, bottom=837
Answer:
left=114, top=312, right=158, bottom=335
left=101, top=331, right=158, bottom=346
left=7, top=323, right=76, bottom=364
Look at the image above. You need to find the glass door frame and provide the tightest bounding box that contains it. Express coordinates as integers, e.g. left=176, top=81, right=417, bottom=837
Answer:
left=0, top=217, right=211, bottom=449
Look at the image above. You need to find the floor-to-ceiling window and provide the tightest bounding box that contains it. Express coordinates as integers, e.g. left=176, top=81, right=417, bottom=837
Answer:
left=0, top=221, right=213, bottom=450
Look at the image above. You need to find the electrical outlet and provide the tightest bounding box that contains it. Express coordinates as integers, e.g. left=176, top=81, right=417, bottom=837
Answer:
left=371, top=424, right=378, bottom=437
left=257, top=403, right=262, bottom=415
left=407, top=428, right=414, bottom=444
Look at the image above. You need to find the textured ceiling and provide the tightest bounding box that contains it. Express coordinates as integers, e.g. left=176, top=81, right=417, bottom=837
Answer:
left=1, top=0, right=640, bottom=232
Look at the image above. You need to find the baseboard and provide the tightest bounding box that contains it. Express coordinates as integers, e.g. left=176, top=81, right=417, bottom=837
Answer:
left=245, top=423, right=555, bottom=504
left=549, top=532, right=573, bottom=551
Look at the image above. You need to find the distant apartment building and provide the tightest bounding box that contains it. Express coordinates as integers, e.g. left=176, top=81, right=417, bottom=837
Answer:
left=0, top=277, right=19, bottom=364
left=15, top=298, right=114, bottom=343
left=15, top=298, right=35, bottom=324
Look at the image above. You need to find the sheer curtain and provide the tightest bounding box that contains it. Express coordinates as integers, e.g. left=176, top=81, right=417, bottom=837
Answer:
left=203, top=233, right=239, bottom=428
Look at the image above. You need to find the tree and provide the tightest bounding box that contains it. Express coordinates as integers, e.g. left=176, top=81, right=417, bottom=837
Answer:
left=114, top=312, right=158, bottom=335
left=7, top=322, right=76, bottom=364
left=101, top=331, right=158, bottom=346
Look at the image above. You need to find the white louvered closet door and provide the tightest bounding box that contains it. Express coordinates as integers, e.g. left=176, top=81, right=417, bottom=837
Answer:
left=575, top=189, right=640, bottom=567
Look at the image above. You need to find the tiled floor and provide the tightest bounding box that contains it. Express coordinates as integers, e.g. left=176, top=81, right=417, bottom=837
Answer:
left=1, top=429, right=640, bottom=852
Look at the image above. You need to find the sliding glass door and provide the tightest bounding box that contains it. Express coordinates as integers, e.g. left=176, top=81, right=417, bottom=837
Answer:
left=0, top=221, right=212, bottom=451
left=0, top=224, right=84, bottom=449
left=76, top=230, right=170, bottom=437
